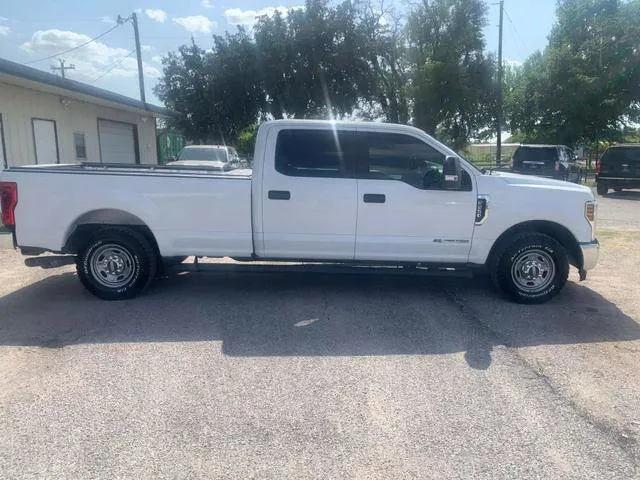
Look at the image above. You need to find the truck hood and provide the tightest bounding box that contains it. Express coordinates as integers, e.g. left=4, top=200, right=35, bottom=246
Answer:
left=487, top=171, right=593, bottom=196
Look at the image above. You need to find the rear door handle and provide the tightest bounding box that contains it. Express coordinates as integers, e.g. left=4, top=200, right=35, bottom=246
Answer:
left=268, top=190, right=291, bottom=200
left=363, top=194, right=386, bottom=203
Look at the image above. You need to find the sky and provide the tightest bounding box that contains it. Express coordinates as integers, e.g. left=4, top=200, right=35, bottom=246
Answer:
left=0, top=0, right=559, bottom=106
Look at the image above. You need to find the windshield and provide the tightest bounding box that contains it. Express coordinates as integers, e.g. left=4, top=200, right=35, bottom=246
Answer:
left=178, top=148, right=228, bottom=162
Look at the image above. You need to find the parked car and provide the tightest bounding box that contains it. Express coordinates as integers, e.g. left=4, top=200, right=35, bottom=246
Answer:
left=0, top=120, right=598, bottom=304
left=168, top=145, right=241, bottom=170
left=510, top=145, right=583, bottom=183
left=596, top=144, right=640, bottom=195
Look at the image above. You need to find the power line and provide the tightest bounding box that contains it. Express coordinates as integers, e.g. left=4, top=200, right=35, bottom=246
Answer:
left=503, top=7, right=530, bottom=58
left=91, top=49, right=136, bottom=82
left=25, top=23, right=122, bottom=65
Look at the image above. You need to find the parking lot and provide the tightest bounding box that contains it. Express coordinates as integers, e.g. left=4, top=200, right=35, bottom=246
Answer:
left=0, top=191, right=638, bottom=479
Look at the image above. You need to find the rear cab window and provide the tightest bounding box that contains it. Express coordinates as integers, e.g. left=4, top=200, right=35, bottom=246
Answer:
left=513, top=146, right=559, bottom=167
left=275, top=129, right=359, bottom=178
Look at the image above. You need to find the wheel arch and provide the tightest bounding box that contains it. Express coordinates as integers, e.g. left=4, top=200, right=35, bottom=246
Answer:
left=62, top=209, right=161, bottom=258
left=487, top=220, right=583, bottom=269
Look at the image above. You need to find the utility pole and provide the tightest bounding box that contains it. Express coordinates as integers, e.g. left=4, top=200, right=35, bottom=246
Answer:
left=118, top=12, right=146, bottom=104
left=496, top=0, right=504, bottom=167
left=51, top=58, right=75, bottom=79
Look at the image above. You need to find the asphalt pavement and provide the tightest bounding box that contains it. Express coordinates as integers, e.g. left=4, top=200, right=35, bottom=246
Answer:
left=0, top=191, right=638, bottom=479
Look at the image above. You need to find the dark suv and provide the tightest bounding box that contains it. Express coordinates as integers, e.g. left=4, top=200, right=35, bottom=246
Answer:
left=510, top=145, right=583, bottom=183
left=596, top=144, right=640, bottom=195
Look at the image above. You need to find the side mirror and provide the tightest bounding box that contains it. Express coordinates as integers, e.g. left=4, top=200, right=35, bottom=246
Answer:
left=443, top=156, right=462, bottom=190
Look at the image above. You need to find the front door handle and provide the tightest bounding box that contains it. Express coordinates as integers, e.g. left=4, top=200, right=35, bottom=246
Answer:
left=363, top=194, right=386, bottom=203
left=268, top=190, right=291, bottom=200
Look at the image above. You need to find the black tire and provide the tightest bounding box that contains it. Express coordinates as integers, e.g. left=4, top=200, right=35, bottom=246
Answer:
left=491, top=233, right=569, bottom=304
left=596, top=182, right=608, bottom=196
left=76, top=228, right=157, bottom=300
left=613, top=187, right=623, bottom=193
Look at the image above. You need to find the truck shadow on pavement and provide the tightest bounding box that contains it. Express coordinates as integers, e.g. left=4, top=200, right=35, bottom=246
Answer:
left=0, top=271, right=638, bottom=370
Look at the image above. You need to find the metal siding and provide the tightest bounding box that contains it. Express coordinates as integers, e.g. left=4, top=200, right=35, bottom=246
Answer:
left=0, top=82, right=158, bottom=166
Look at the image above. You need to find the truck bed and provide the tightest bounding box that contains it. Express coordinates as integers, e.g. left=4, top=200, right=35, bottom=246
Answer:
left=3, top=163, right=254, bottom=258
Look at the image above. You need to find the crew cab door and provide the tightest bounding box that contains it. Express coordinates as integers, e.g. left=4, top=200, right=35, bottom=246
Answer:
left=354, top=131, right=477, bottom=263
left=260, top=127, right=359, bottom=259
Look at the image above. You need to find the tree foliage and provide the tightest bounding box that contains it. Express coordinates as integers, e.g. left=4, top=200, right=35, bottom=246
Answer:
left=155, top=0, right=639, bottom=149
left=406, top=0, right=496, bottom=149
left=505, top=0, right=640, bottom=145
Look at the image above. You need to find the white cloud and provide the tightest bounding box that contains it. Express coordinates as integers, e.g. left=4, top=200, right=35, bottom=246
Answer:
left=173, top=15, right=216, bottom=33
left=202, top=0, right=214, bottom=8
left=142, top=44, right=153, bottom=52
left=21, top=29, right=160, bottom=82
left=145, top=9, right=167, bottom=23
left=100, top=16, right=114, bottom=24
left=224, top=6, right=304, bottom=27
left=151, top=55, right=163, bottom=63
left=0, top=26, right=10, bottom=36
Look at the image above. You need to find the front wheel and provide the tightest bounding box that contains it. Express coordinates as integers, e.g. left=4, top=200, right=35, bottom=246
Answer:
left=77, top=228, right=157, bottom=300
left=491, top=233, right=569, bottom=304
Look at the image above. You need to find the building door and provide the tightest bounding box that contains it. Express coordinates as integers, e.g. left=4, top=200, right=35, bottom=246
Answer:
left=0, top=114, right=6, bottom=169
left=98, top=119, right=138, bottom=164
left=32, top=118, right=59, bottom=164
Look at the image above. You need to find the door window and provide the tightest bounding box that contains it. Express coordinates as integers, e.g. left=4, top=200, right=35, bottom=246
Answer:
left=359, top=132, right=471, bottom=191
left=275, top=129, right=359, bottom=178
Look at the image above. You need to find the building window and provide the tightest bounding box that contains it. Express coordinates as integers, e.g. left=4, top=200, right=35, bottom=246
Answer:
left=74, top=132, right=87, bottom=160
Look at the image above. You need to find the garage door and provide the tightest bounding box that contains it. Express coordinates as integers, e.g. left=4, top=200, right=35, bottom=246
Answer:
left=98, top=119, right=138, bottom=164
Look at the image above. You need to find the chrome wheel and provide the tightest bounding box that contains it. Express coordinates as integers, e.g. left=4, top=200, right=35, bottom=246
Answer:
left=89, top=244, right=136, bottom=288
left=510, top=249, right=556, bottom=293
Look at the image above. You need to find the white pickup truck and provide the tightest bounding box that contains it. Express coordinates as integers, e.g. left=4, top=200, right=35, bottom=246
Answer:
left=0, top=120, right=598, bottom=303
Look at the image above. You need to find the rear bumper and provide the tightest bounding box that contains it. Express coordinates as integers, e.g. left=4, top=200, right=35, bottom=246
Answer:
left=580, top=240, right=599, bottom=271
left=596, top=177, right=640, bottom=188
left=0, top=226, right=16, bottom=249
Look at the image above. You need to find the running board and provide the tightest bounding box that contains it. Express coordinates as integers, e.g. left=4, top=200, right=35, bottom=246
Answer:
left=168, top=261, right=474, bottom=278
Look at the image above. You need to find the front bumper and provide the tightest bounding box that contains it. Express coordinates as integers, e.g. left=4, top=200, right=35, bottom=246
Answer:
left=580, top=239, right=599, bottom=271
left=0, top=226, right=16, bottom=249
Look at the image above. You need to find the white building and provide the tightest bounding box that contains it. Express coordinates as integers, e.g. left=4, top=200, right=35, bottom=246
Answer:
left=0, top=58, right=168, bottom=168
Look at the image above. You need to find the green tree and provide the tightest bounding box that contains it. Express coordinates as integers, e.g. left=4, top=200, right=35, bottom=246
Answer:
left=406, top=0, right=495, bottom=149
left=505, top=0, right=640, bottom=145
left=254, top=0, right=373, bottom=119
left=355, top=1, right=409, bottom=123
left=154, top=31, right=263, bottom=143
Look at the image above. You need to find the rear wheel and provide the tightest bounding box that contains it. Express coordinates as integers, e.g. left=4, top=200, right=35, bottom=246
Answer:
left=596, top=182, right=608, bottom=196
left=491, top=233, right=569, bottom=304
left=77, top=228, right=157, bottom=300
